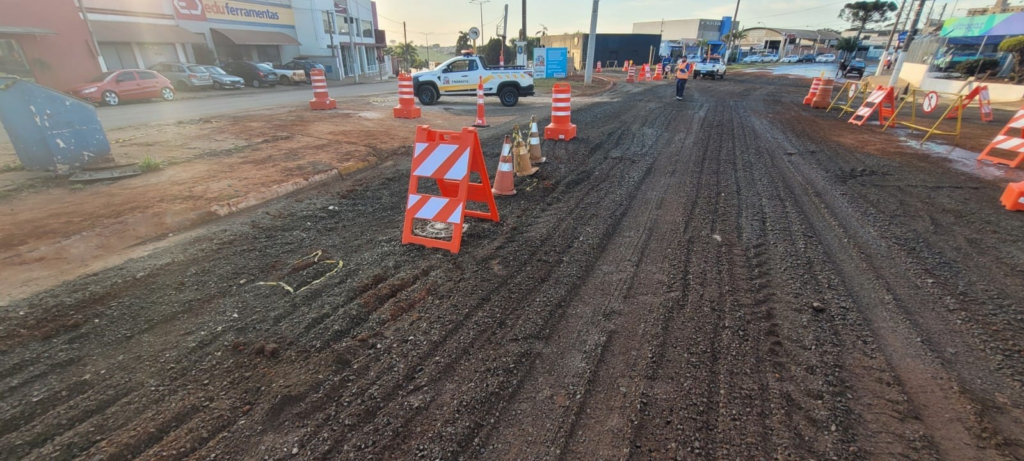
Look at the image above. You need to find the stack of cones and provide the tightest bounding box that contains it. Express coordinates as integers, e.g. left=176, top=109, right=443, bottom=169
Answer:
left=513, top=124, right=538, bottom=177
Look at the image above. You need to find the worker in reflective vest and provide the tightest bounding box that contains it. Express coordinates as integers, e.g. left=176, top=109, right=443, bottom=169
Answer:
left=675, top=56, right=693, bottom=101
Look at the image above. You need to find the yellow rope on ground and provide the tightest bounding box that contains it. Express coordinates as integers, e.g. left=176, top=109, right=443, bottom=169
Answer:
left=257, top=250, right=344, bottom=295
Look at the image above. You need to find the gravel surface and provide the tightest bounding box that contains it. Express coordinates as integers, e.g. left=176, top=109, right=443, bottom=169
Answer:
left=1, top=72, right=1023, bottom=460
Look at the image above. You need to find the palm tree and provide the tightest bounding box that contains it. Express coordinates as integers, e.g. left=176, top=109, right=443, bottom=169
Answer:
left=388, top=41, right=419, bottom=73
left=694, top=39, right=710, bottom=58
left=456, top=31, right=472, bottom=52
left=838, top=1, right=898, bottom=61
left=722, top=30, right=748, bottom=63
left=535, top=24, right=548, bottom=37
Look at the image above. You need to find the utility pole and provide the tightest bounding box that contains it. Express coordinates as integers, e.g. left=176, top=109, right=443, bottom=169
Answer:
left=888, top=0, right=926, bottom=88
left=347, top=10, right=359, bottom=82
left=423, top=32, right=432, bottom=69
left=876, top=0, right=907, bottom=76
left=471, top=0, right=491, bottom=43
left=501, top=3, right=509, bottom=65
left=521, top=0, right=526, bottom=41
left=328, top=10, right=340, bottom=80
left=725, top=0, right=741, bottom=63
left=77, top=0, right=106, bottom=70
left=583, top=0, right=599, bottom=85
left=402, top=21, right=408, bottom=74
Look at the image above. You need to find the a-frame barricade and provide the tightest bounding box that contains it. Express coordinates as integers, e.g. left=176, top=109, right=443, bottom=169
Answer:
left=977, top=108, right=1024, bottom=169
left=402, top=126, right=499, bottom=253
left=828, top=80, right=869, bottom=117
left=882, top=88, right=964, bottom=144
left=945, top=85, right=994, bottom=122
left=849, top=86, right=896, bottom=126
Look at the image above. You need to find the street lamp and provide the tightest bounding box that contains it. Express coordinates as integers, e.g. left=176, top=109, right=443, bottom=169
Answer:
left=422, top=32, right=433, bottom=68
left=470, top=0, right=491, bottom=44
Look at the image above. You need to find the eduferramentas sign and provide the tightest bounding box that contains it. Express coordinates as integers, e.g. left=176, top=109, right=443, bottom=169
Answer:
left=205, top=0, right=295, bottom=28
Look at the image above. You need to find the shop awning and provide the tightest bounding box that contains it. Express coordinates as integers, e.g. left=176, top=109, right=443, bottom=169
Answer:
left=91, top=21, right=204, bottom=44
left=211, top=28, right=300, bottom=46
left=0, top=26, right=57, bottom=35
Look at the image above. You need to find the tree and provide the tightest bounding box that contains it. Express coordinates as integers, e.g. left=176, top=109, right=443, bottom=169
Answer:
left=456, top=31, right=472, bottom=52
left=999, top=36, right=1024, bottom=83
left=838, top=1, right=898, bottom=61
left=723, top=30, right=748, bottom=43
left=694, top=39, right=710, bottom=57
left=835, top=36, right=859, bottom=61
left=535, top=24, right=548, bottom=36
left=387, top=41, right=419, bottom=73
left=478, top=37, right=512, bottom=67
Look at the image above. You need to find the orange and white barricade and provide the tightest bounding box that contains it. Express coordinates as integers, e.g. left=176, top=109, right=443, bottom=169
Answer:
left=308, top=68, right=336, bottom=110
left=545, top=83, right=576, bottom=141
left=1001, top=181, right=1024, bottom=211
left=402, top=126, right=499, bottom=253
left=393, top=73, right=421, bottom=118
left=644, top=64, right=652, bottom=81
left=945, top=85, right=994, bottom=122
left=977, top=107, right=1024, bottom=168
left=653, top=63, right=664, bottom=81
left=595, top=61, right=602, bottom=73
left=849, top=86, right=895, bottom=126
left=625, top=65, right=636, bottom=83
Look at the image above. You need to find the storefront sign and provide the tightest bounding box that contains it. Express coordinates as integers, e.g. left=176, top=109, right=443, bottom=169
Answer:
left=172, top=0, right=207, bottom=21
left=202, top=0, right=295, bottom=27
left=941, top=13, right=1020, bottom=38
left=533, top=47, right=567, bottom=78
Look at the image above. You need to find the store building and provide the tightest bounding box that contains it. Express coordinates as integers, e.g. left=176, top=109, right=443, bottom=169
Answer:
left=1, top=0, right=102, bottom=90
left=736, top=27, right=840, bottom=58
left=172, top=0, right=300, bottom=64
left=293, top=0, right=388, bottom=80
left=82, top=0, right=206, bottom=70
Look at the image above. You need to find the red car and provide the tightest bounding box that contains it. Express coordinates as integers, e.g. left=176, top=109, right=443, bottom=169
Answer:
left=67, top=69, right=175, bottom=106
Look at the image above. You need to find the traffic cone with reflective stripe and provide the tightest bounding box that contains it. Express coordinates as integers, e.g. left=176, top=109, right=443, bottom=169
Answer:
left=528, top=115, right=545, bottom=163
left=473, top=76, right=489, bottom=128
left=595, top=61, right=602, bottom=73
left=513, top=127, right=538, bottom=177
left=492, top=135, right=516, bottom=196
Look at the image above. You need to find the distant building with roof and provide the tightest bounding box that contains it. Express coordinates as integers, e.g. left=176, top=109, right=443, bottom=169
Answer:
left=735, top=27, right=841, bottom=57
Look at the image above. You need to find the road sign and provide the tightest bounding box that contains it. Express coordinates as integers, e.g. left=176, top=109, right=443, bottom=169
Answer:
left=849, top=82, right=859, bottom=99
left=922, top=91, right=939, bottom=114
left=468, top=27, right=480, bottom=41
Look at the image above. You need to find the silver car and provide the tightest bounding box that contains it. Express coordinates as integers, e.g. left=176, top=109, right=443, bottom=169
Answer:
left=203, top=66, right=246, bottom=90
left=149, top=62, right=213, bottom=90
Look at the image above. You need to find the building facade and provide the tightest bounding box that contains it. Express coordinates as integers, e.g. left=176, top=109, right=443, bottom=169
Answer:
left=1, top=0, right=103, bottom=90
left=293, top=0, right=388, bottom=80
left=737, top=27, right=840, bottom=57
left=841, top=28, right=889, bottom=59
left=968, top=0, right=1024, bottom=16
left=541, top=33, right=662, bottom=70
left=632, top=18, right=739, bottom=43
left=1, top=0, right=385, bottom=92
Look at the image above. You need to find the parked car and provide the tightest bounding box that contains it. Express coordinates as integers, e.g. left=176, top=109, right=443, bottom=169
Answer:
left=762, top=54, right=780, bottom=63
left=261, top=62, right=307, bottom=85
left=67, top=69, right=175, bottom=106
left=741, top=55, right=762, bottom=64
left=149, top=62, right=213, bottom=90
left=844, top=59, right=867, bottom=78
left=815, top=54, right=837, bottom=63
left=780, top=55, right=800, bottom=63
left=798, top=54, right=816, bottom=63
left=220, top=61, right=279, bottom=88
left=202, top=66, right=246, bottom=90
left=279, top=59, right=325, bottom=80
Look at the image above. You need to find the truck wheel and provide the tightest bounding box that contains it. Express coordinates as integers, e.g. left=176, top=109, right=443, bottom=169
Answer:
left=719, top=71, right=726, bottom=80
left=279, top=76, right=291, bottom=85
left=417, top=85, right=439, bottom=105
left=499, top=87, right=519, bottom=107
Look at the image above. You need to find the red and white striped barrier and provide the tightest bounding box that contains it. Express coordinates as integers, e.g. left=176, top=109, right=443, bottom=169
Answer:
left=545, top=83, right=576, bottom=141
left=978, top=107, right=1024, bottom=168
left=308, top=68, right=336, bottom=110
left=393, top=73, right=421, bottom=118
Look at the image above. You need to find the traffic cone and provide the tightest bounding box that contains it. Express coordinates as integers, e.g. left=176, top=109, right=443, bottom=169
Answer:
left=811, top=78, right=834, bottom=109
left=803, top=77, right=822, bottom=105
left=308, top=68, right=336, bottom=110
left=653, top=63, right=663, bottom=81
left=1002, top=182, right=1024, bottom=211
left=393, top=73, right=421, bottom=118
left=473, top=76, right=489, bottom=128
left=528, top=115, right=545, bottom=163
left=645, top=64, right=652, bottom=81
left=513, top=127, right=538, bottom=177
left=491, top=135, right=516, bottom=196
left=626, top=65, right=636, bottom=83
left=596, top=61, right=602, bottom=73
left=622, top=61, right=629, bottom=72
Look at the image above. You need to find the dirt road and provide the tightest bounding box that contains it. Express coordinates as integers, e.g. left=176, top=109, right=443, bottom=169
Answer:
left=2, top=72, right=1023, bottom=460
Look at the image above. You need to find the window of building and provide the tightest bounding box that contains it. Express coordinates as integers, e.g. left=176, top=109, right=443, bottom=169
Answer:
left=0, top=39, right=33, bottom=80
left=362, top=18, right=374, bottom=39
left=337, top=15, right=351, bottom=35
left=322, top=11, right=333, bottom=34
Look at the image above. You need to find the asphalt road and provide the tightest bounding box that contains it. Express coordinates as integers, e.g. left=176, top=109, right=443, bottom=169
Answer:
left=0, top=81, right=396, bottom=145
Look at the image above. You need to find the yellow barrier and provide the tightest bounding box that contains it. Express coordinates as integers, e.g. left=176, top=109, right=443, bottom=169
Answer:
left=881, top=88, right=964, bottom=144
left=827, top=81, right=871, bottom=117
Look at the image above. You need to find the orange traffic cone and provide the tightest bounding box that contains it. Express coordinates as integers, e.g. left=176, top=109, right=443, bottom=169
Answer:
left=473, top=76, right=489, bottom=128
left=803, top=77, right=822, bottom=105
left=811, top=78, right=834, bottom=109
left=622, top=61, right=629, bottom=72
left=513, top=127, right=538, bottom=177
left=308, top=68, right=336, bottom=110
left=528, top=115, right=545, bottom=163
left=596, top=61, right=602, bottom=73
left=492, top=135, right=516, bottom=196
left=626, top=65, right=636, bottom=83
left=1002, top=181, right=1024, bottom=211
left=653, top=63, right=664, bottom=81
left=644, top=64, right=652, bottom=81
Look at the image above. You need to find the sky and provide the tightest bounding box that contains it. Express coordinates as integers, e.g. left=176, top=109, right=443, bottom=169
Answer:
left=375, top=0, right=999, bottom=46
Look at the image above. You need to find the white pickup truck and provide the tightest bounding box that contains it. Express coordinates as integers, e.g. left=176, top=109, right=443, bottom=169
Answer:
left=261, top=63, right=307, bottom=85
left=412, top=53, right=534, bottom=107
left=693, top=55, right=727, bottom=80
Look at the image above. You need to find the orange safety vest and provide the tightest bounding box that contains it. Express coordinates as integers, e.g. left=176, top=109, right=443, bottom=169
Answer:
left=676, top=62, right=691, bottom=80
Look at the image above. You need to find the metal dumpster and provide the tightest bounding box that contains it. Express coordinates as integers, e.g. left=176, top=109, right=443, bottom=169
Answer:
left=0, top=77, right=114, bottom=173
